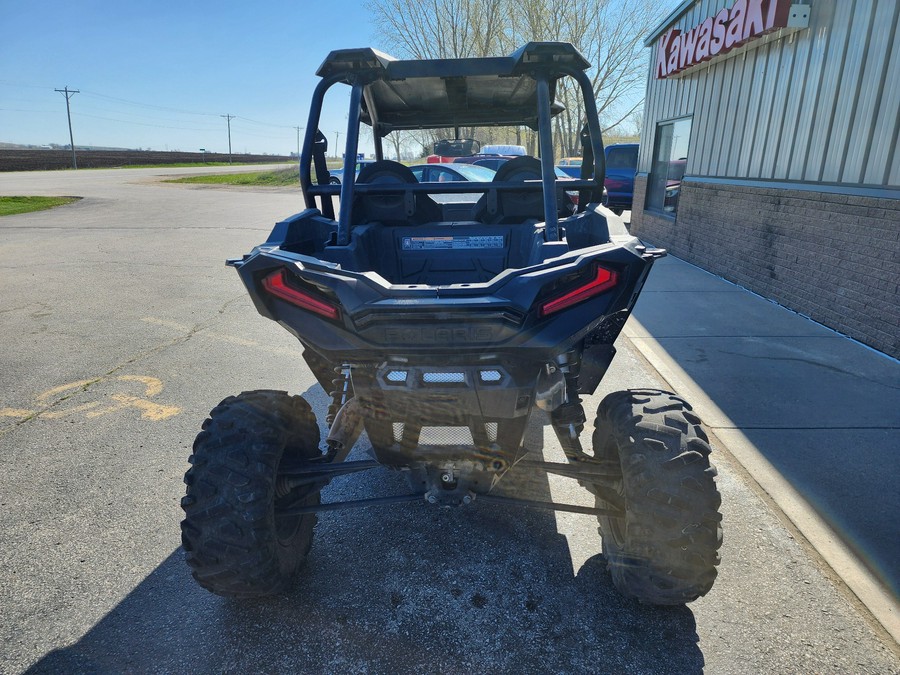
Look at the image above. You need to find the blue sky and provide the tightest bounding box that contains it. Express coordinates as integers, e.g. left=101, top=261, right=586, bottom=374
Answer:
left=0, top=1, right=379, bottom=155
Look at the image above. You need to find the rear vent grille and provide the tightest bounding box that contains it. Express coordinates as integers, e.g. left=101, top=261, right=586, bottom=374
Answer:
left=485, top=422, right=498, bottom=442
left=419, top=426, right=475, bottom=445
left=422, top=372, right=465, bottom=384
left=392, top=422, right=405, bottom=442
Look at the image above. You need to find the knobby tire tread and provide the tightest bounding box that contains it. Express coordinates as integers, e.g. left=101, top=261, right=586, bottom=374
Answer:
left=180, top=390, right=321, bottom=598
left=592, top=388, right=722, bottom=605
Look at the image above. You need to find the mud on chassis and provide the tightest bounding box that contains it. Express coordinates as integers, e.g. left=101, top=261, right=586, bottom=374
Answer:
left=180, top=43, right=722, bottom=604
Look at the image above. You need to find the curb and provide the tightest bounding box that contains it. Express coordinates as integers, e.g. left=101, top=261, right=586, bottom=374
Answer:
left=622, top=319, right=900, bottom=647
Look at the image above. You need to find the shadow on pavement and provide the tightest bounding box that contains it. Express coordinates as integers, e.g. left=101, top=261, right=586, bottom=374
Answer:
left=630, top=256, right=900, bottom=597
left=29, top=386, right=705, bottom=673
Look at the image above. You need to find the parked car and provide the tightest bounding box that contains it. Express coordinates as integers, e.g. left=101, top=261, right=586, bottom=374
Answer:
left=555, top=157, right=582, bottom=177
left=328, top=158, right=377, bottom=184
left=603, top=143, right=638, bottom=215
left=409, top=162, right=498, bottom=210
left=409, top=162, right=497, bottom=183
left=471, top=157, right=509, bottom=171
left=426, top=138, right=481, bottom=163
left=556, top=144, right=638, bottom=215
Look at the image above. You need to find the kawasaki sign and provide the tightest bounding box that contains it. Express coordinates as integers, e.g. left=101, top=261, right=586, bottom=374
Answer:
left=655, top=0, right=793, bottom=79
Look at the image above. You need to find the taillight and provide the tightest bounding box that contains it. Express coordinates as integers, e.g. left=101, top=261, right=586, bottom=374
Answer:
left=261, top=269, right=340, bottom=320
left=539, top=265, right=618, bottom=317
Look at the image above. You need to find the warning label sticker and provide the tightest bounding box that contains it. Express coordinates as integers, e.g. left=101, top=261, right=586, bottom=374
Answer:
left=401, top=235, right=505, bottom=250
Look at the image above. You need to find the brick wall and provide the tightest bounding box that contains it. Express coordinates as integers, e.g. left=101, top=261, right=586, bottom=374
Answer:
left=631, top=176, right=900, bottom=358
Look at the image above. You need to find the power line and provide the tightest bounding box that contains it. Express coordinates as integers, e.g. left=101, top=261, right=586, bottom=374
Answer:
left=235, top=115, right=295, bottom=129
left=0, top=107, right=56, bottom=114
left=71, top=111, right=219, bottom=132
left=55, top=86, right=79, bottom=169
left=79, top=89, right=219, bottom=117
left=5, top=81, right=301, bottom=154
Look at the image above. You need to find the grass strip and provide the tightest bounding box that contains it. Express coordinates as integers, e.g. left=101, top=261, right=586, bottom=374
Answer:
left=166, top=167, right=302, bottom=187
left=0, top=196, right=81, bottom=216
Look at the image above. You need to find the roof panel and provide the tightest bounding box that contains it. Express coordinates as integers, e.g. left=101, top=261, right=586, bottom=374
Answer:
left=317, top=43, right=586, bottom=132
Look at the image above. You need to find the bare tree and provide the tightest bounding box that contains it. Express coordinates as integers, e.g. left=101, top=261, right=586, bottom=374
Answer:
left=367, top=0, right=509, bottom=59
left=366, top=0, right=661, bottom=157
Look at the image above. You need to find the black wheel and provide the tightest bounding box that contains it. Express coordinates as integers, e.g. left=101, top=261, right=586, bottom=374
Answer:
left=180, top=390, right=322, bottom=598
left=329, top=176, right=340, bottom=184
left=592, top=389, right=722, bottom=605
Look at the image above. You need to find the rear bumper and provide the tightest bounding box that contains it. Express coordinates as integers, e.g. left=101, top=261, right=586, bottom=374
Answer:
left=235, top=240, right=652, bottom=364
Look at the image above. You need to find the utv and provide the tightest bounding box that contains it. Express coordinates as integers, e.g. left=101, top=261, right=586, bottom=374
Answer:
left=181, top=43, right=722, bottom=605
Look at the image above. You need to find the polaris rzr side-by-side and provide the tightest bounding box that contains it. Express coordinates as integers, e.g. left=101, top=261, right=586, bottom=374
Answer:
left=180, top=43, right=722, bottom=604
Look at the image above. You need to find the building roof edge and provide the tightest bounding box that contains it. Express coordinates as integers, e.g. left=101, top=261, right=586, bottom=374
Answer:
left=644, top=0, right=696, bottom=47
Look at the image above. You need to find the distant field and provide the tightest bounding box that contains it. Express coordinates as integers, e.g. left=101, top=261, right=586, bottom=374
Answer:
left=0, top=196, right=82, bottom=216
left=0, top=149, right=292, bottom=172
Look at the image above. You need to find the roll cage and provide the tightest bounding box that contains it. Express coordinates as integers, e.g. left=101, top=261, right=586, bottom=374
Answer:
left=298, top=42, right=608, bottom=246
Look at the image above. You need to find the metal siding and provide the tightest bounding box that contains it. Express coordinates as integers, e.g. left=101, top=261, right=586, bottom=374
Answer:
left=693, top=63, right=716, bottom=175
left=640, top=0, right=895, bottom=187
left=805, top=0, right=854, bottom=181
left=694, top=0, right=727, bottom=175
left=761, top=35, right=798, bottom=178
left=747, top=42, right=783, bottom=177
left=851, top=0, right=899, bottom=184
left=725, top=49, right=757, bottom=176
left=890, top=137, right=900, bottom=186
left=866, top=5, right=900, bottom=185
left=772, top=33, right=819, bottom=179
left=737, top=46, right=769, bottom=177
left=710, top=59, right=737, bottom=175
left=786, top=9, right=832, bottom=181
left=822, top=0, right=875, bottom=182
left=839, top=2, right=882, bottom=182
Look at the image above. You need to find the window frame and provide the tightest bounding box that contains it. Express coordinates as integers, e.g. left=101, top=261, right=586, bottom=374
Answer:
left=645, top=115, right=692, bottom=217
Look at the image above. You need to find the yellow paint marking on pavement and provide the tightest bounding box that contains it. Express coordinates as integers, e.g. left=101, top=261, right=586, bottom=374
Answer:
left=2, top=375, right=180, bottom=424
left=0, top=408, right=36, bottom=419
left=35, top=379, right=99, bottom=404
left=42, top=401, right=103, bottom=419
left=117, top=374, right=165, bottom=398
left=86, top=393, right=180, bottom=421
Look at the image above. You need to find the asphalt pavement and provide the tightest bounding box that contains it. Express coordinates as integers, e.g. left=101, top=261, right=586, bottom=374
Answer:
left=0, top=167, right=897, bottom=673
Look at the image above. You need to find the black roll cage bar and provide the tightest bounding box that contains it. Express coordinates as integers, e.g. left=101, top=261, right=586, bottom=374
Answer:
left=298, top=44, right=607, bottom=246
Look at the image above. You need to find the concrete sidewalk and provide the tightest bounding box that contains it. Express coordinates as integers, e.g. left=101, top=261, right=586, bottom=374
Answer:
left=624, top=254, right=900, bottom=642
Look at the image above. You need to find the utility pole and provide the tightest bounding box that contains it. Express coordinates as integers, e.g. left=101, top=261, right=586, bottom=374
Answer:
left=221, top=114, right=234, bottom=164
left=55, top=86, right=79, bottom=169
left=334, top=131, right=342, bottom=159
left=294, top=126, right=305, bottom=176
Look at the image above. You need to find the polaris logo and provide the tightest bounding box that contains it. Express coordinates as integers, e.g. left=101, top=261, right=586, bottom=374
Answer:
left=382, top=326, right=495, bottom=344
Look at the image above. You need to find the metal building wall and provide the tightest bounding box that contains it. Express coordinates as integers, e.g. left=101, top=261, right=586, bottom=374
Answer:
left=639, top=0, right=900, bottom=188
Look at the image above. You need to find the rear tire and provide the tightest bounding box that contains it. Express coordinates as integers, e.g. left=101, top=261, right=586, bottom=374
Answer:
left=592, top=389, right=722, bottom=604
left=181, top=390, right=321, bottom=598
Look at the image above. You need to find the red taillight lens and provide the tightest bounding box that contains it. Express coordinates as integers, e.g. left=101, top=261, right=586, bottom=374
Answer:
left=262, top=269, right=340, bottom=320
left=539, top=265, right=618, bottom=317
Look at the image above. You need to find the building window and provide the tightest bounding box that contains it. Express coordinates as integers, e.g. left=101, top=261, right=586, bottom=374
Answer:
left=646, top=117, right=691, bottom=215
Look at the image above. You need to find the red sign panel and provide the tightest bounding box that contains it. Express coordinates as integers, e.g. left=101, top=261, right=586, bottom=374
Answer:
left=655, top=0, right=792, bottom=79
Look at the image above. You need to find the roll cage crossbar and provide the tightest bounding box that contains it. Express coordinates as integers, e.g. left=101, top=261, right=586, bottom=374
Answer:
left=298, top=43, right=607, bottom=246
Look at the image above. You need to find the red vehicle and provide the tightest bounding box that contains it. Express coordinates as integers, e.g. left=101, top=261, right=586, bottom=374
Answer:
left=426, top=138, right=480, bottom=163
